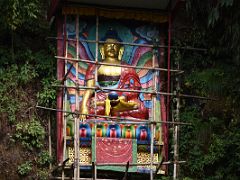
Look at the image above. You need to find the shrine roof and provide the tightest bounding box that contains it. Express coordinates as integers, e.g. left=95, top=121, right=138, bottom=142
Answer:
left=48, top=0, right=181, bottom=21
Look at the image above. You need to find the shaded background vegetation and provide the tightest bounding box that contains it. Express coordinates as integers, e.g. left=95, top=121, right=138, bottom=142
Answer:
left=0, top=0, right=239, bottom=179
left=0, top=0, right=56, bottom=179
left=177, top=0, right=240, bottom=179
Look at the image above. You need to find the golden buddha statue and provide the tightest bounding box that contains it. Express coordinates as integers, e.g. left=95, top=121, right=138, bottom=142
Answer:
left=80, top=29, right=149, bottom=120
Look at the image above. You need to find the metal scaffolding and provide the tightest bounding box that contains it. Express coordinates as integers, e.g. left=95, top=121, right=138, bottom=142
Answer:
left=41, top=14, right=202, bottom=180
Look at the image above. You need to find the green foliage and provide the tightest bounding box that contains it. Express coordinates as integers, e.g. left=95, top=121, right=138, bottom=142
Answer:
left=184, top=69, right=224, bottom=97
left=17, top=161, right=32, bottom=176
left=35, top=151, right=51, bottom=180
left=0, top=0, right=55, bottom=179
left=0, top=0, right=40, bottom=30
left=36, top=169, right=49, bottom=180
left=0, top=64, right=37, bottom=123
left=37, top=151, right=52, bottom=167
left=173, top=1, right=240, bottom=179
left=207, top=0, right=234, bottom=27
left=15, top=119, right=45, bottom=150
left=37, top=78, right=59, bottom=107
left=182, top=178, right=193, bottom=180
left=180, top=107, right=240, bottom=179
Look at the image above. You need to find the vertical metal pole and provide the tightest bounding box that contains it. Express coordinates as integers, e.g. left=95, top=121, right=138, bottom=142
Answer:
left=167, top=14, right=172, bottom=178
left=173, top=125, right=179, bottom=179
left=62, top=47, right=68, bottom=179
left=150, top=49, right=157, bottom=180
left=173, top=63, right=180, bottom=180
left=93, top=15, right=99, bottom=180
left=167, top=14, right=172, bottom=123
left=48, top=115, right=52, bottom=170
left=166, top=9, right=173, bottom=178
left=61, top=15, right=67, bottom=180
left=74, top=15, right=80, bottom=180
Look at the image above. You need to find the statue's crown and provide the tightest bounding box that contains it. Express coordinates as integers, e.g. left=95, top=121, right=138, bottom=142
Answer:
left=101, top=27, right=122, bottom=42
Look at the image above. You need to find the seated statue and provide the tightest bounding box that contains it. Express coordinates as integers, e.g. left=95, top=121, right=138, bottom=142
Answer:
left=80, top=29, right=149, bottom=120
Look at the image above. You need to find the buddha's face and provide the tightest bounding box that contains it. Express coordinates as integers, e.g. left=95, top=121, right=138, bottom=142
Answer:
left=103, top=38, right=121, bottom=58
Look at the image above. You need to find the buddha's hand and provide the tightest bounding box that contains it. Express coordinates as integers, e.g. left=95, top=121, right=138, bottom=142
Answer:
left=90, top=100, right=105, bottom=108
left=80, top=107, right=88, bottom=121
left=111, top=96, right=138, bottom=113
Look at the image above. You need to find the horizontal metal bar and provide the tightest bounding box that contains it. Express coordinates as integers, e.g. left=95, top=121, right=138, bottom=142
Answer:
left=55, top=85, right=216, bottom=101
left=179, top=93, right=217, bottom=101
left=36, top=105, right=191, bottom=125
left=88, top=39, right=162, bottom=48
left=50, top=177, right=117, bottom=180
left=53, top=84, right=172, bottom=96
left=55, top=55, right=183, bottom=73
left=85, top=119, right=191, bottom=125
left=49, top=36, right=163, bottom=48
left=48, top=36, right=207, bottom=51
left=96, top=161, right=186, bottom=166
left=61, top=161, right=186, bottom=168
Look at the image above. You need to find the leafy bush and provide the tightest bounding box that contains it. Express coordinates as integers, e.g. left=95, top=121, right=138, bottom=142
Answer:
left=0, top=64, right=37, bottom=124
left=15, top=119, right=45, bottom=150
left=37, top=78, right=59, bottom=107
left=17, top=161, right=32, bottom=176
left=0, top=0, right=40, bottom=30
left=37, top=151, right=52, bottom=167
left=37, top=169, right=49, bottom=180
left=0, top=1, right=56, bottom=179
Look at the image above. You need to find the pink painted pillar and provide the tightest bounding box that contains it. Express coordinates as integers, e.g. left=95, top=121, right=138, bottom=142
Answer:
left=56, top=15, right=65, bottom=163
left=159, top=32, right=168, bottom=173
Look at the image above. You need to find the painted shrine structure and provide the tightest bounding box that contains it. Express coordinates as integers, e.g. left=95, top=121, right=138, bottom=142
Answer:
left=48, top=0, right=183, bottom=179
